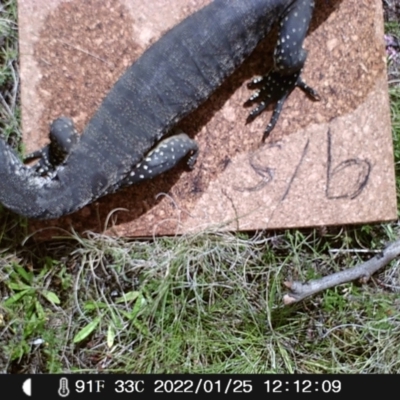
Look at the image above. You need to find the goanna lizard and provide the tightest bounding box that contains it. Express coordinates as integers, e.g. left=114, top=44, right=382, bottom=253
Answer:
left=0, top=0, right=320, bottom=219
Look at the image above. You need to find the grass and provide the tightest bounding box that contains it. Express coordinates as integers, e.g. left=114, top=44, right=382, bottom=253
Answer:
left=1, top=1, right=400, bottom=373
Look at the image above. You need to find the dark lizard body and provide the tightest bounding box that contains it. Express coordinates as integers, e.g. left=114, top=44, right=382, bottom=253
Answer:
left=0, top=0, right=319, bottom=219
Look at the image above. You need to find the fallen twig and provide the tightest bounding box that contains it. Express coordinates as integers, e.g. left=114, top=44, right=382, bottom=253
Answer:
left=283, top=239, right=400, bottom=305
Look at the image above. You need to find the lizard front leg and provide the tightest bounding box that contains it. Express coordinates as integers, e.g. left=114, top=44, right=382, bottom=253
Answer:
left=245, top=0, right=320, bottom=141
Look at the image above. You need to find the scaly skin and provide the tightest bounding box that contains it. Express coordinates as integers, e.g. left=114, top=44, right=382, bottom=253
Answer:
left=0, top=0, right=318, bottom=219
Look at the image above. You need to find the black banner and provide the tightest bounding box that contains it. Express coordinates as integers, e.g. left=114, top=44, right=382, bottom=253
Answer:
left=3, top=374, right=396, bottom=399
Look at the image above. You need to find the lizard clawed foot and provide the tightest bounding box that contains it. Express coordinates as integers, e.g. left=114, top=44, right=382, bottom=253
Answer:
left=244, top=70, right=320, bottom=141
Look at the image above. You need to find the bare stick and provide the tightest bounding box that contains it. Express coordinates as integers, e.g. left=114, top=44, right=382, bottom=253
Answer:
left=283, top=239, right=400, bottom=305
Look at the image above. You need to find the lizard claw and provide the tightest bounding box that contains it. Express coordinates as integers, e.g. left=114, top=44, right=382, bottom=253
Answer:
left=245, top=70, right=320, bottom=141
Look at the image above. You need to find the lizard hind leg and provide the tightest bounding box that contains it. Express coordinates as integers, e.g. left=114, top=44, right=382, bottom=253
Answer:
left=24, top=116, right=79, bottom=175
left=122, top=133, right=199, bottom=186
left=48, top=116, right=79, bottom=165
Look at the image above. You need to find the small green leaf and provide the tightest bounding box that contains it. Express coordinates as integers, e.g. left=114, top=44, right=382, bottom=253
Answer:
left=4, top=289, right=31, bottom=305
left=83, top=301, right=97, bottom=311
left=73, top=316, right=101, bottom=343
left=7, top=282, right=31, bottom=291
left=118, top=294, right=146, bottom=322
left=124, top=294, right=146, bottom=321
left=119, top=310, right=133, bottom=320
left=132, top=319, right=149, bottom=336
left=14, top=266, right=33, bottom=284
left=35, top=300, right=46, bottom=319
left=42, top=290, right=61, bottom=305
left=83, top=301, right=108, bottom=311
left=115, top=291, right=140, bottom=303
left=107, top=324, right=115, bottom=348
left=130, top=293, right=146, bottom=319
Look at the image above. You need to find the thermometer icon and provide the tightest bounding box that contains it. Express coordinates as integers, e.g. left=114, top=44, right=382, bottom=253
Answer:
left=58, top=377, right=70, bottom=397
